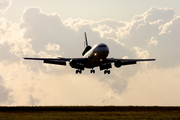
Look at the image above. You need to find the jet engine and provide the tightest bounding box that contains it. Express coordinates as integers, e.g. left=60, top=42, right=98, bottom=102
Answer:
left=114, top=60, right=121, bottom=68
left=69, top=59, right=84, bottom=70
left=69, top=59, right=78, bottom=67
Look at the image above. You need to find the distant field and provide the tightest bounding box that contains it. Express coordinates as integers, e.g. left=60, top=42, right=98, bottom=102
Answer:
left=0, top=106, right=180, bottom=120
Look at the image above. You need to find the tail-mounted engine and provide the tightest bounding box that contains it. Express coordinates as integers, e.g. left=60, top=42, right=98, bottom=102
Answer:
left=82, top=46, right=92, bottom=56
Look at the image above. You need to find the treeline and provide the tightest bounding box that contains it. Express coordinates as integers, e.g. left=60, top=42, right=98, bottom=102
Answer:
left=0, top=106, right=180, bottom=112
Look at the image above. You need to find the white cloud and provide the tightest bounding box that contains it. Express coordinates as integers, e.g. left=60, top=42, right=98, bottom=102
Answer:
left=122, top=67, right=180, bottom=106
left=133, top=47, right=149, bottom=59
left=143, top=6, right=175, bottom=23
left=0, top=0, right=12, bottom=13
left=148, top=15, right=180, bottom=68
left=3, top=6, right=135, bottom=105
left=0, top=75, right=12, bottom=104
left=0, top=18, right=34, bottom=62
left=116, top=7, right=175, bottom=50
left=159, top=16, right=180, bottom=35
left=45, top=43, right=60, bottom=51
left=148, top=36, right=158, bottom=46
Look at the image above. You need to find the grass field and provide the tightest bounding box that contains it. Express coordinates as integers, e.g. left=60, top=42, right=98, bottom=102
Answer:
left=0, top=106, right=180, bottom=120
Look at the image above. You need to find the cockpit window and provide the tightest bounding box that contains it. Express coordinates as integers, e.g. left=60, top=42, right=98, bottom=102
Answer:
left=99, top=45, right=107, bottom=48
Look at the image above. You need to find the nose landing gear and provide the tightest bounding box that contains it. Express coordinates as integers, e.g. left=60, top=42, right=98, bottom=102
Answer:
left=90, top=69, right=95, bottom=74
left=104, top=70, right=110, bottom=74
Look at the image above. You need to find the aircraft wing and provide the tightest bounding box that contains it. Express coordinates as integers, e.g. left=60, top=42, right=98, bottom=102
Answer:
left=106, top=58, right=155, bottom=66
left=106, top=58, right=155, bottom=62
left=24, top=57, right=87, bottom=66
left=24, top=57, right=71, bottom=61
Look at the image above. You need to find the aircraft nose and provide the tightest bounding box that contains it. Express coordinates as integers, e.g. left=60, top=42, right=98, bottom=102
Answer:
left=104, top=47, right=109, bottom=55
left=98, top=44, right=109, bottom=55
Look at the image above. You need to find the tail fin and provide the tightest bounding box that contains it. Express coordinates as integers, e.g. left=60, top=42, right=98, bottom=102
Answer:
left=82, top=32, right=91, bottom=56
left=84, top=32, right=88, bottom=47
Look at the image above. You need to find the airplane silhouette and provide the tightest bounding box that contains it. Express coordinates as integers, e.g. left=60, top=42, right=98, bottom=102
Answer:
left=24, top=32, right=155, bottom=74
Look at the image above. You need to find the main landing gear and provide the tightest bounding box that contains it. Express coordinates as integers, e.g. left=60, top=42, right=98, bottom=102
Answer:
left=75, top=69, right=110, bottom=74
left=76, top=69, right=82, bottom=74
left=104, top=70, right=110, bottom=74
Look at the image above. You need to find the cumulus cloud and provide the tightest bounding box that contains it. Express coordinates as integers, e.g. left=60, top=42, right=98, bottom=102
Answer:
left=45, top=43, right=60, bottom=51
left=143, top=6, right=175, bottom=23
left=121, top=67, right=180, bottom=106
left=0, top=75, right=12, bottom=104
left=18, top=6, right=137, bottom=104
left=0, top=0, right=12, bottom=13
left=28, top=95, right=40, bottom=105
left=146, top=15, right=180, bottom=68
left=0, top=5, right=180, bottom=106
left=113, top=7, right=175, bottom=50
left=148, top=36, right=158, bottom=46
left=20, top=7, right=83, bottom=57
left=0, top=18, right=34, bottom=63
left=106, top=6, right=180, bottom=69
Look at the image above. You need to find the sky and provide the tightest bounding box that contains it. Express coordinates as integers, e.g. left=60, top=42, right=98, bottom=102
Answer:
left=0, top=0, right=180, bottom=106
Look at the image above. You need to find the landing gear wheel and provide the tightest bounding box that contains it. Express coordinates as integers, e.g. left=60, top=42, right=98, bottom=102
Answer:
left=90, top=70, right=95, bottom=74
left=104, top=70, right=110, bottom=74
left=76, top=70, right=82, bottom=74
left=76, top=70, right=79, bottom=74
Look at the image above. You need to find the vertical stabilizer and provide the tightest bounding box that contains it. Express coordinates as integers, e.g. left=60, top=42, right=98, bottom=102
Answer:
left=82, top=32, right=92, bottom=56
left=84, top=32, right=88, bottom=47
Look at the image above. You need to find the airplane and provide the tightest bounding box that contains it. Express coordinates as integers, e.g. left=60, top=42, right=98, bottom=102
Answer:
left=24, top=32, right=155, bottom=74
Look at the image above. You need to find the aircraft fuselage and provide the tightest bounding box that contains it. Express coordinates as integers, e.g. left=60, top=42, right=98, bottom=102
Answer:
left=83, top=43, right=109, bottom=68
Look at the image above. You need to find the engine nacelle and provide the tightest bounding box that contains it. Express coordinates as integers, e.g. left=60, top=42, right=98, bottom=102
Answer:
left=69, top=59, right=78, bottom=67
left=69, top=59, right=84, bottom=70
left=114, top=60, right=121, bottom=68
left=82, top=46, right=92, bottom=56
